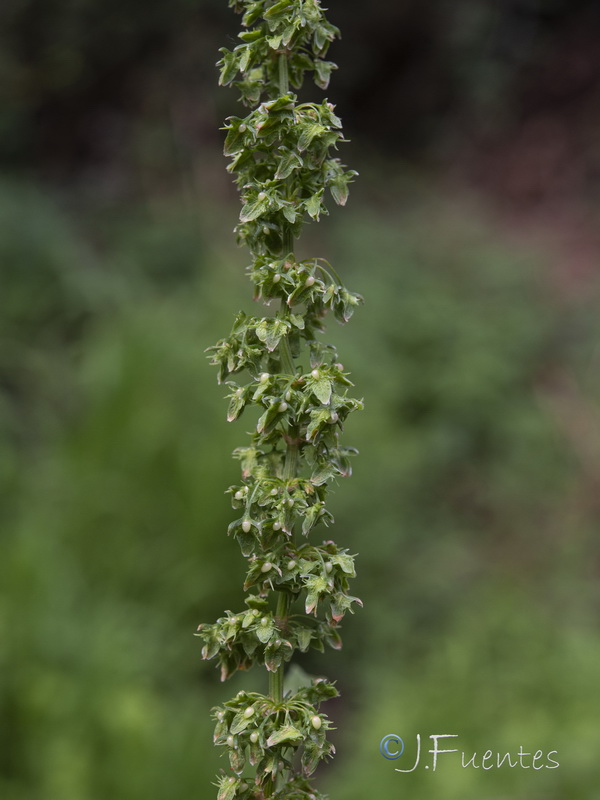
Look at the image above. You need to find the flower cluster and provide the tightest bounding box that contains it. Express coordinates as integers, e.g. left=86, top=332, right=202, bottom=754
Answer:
left=198, top=2, right=362, bottom=799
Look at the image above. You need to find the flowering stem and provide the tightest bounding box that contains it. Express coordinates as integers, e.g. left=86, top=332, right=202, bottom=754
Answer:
left=200, top=4, right=364, bottom=798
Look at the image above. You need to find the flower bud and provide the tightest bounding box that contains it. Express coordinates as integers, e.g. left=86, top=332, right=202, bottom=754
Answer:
left=311, top=369, right=320, bottom=379
left=261, top=561, right=272, bottom=573
left=287, top=560, right=296, bottom=570
left=234, top=490, right=244, bottom=500
left=285, top=390, right=292, bottom=402
left=305, top=276, right=315, bottom=287
left=257, top=191, right=267, bottom=201
left=250, top=732, right=259, bottom=744
left=227, top=735, right=235, bottom=747
left=325, top=561, right=333, bottom=573
left=270, top=488, right=278, bottom=496
left=273, top=521, right=281, bottom=530
left=330, top=412, right=339, bottom=423
left=242, top=520, right=252, bottom=533
left=260, top=372, right=270, bottom=383
left=273, top=274, right=281, bottom=283
left=311, top=716, right=322, bottom=730
left=261, top=617, right=269, bottom=626
left=278, top=402, right=288, bottom=412
left=243, top=706, right=254, bottom=719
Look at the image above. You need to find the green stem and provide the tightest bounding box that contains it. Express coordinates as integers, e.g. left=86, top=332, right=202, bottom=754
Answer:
left=269, top=591, right=291, bottom=702
left=278, top=53, right=295, bottom=257
left=266, top=49, right=297, bottom=799
left=279, top=324, right=295, bottom=376
left=278, top=52, right=289, bottom=95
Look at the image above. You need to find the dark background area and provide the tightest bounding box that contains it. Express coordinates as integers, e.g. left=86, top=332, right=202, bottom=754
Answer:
left=2, top=2, right=600, bottom=799
left=4, top=0, right=600, bottom=208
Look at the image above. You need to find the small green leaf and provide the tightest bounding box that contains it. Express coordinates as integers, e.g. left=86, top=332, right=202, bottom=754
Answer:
left=256, top=617, right=274, bottom=644
left=301, top=502, right=323, bottom=535
left=229, top=744, right=246, bottom=774
left=218, top=49, right=238, bottom=86
left=235, top=528, right=256, bottom=557
left=240, top=195, right=269, bottom=223
left=239, top=45, right=252, bottom=73
left=239, top=29, right=262, bottom=43
left=227, top=393, right=246, bottom=422
left=298, top=123, right=325, bottom=151
left=332, top=553, right=355, bottom=575
left=314, top=60, right=336, bottom=89
left=249, top=738, right=262, bottom=765
left=310, top=464, right=335, bottom=486
left=312, top=377, right=332, bottom=404
left=282, top=205, right=298, bottom=223
left=296, top=628, right=312, bottom=652
left=266, top=725, right=304, bottom=747
left=275, top=150, right=303, bottom=180
left=217, top=776, right=239, bottom=800
left=230, top=711, right=252, bottom=735
left=330, top=177, right=349, bottom=206
left=305, top=192, right=322, bottom=220
left=264, top=0, right=293, bottom=18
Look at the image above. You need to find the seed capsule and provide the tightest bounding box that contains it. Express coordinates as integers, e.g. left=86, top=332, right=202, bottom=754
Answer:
left=242, top=520, right=252, bottom=533
left=227, top=735, right=235, bottom=747
left=261, top=561, right=272, bottom=573
left=305, top=276, right=315, bottom=287
left=285, top=391, right=292, bottom=402
left=257, top=191, right=267, bottom=201
left=278, top=402, right=288, bottom=412
left=330, top=412, right=339, bottom=423
left=261, top=617, right=269, bottom=626
left=273, top=521, right=281, bottom=530
left=243, top=706, right=254, bottom=719
left=311, top=716, right=322, bottom=730
left=234, top=490, right=244, bottom=500
left=325, top=561, right=333, bottom=573
left=270, top=488, right=278, bottom=496
left=250, top=732, right=259, bottom=744
left=273, top=274, right=281, bottom=283
left=311, top=369, right=320, bottom=379
left=260, top=372, right=270, bottom=383
left=287, top=560, right=296, bottom=570
left=239, top=124, right=247, bottom=132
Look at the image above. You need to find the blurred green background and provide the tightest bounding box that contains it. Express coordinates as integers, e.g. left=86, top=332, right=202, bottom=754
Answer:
left=2, top=1, right=600, bottom=798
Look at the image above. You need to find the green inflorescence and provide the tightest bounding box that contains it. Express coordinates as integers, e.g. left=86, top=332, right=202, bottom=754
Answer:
left=196, top=2, right=363, bottom=798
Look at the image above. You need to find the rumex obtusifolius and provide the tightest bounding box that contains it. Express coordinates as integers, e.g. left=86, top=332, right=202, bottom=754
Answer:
left=196, top=3, right=363, bottom=798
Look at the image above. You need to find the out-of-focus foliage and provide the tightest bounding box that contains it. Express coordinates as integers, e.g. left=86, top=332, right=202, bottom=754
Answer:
left=1, top=176, right=599, bottom=798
